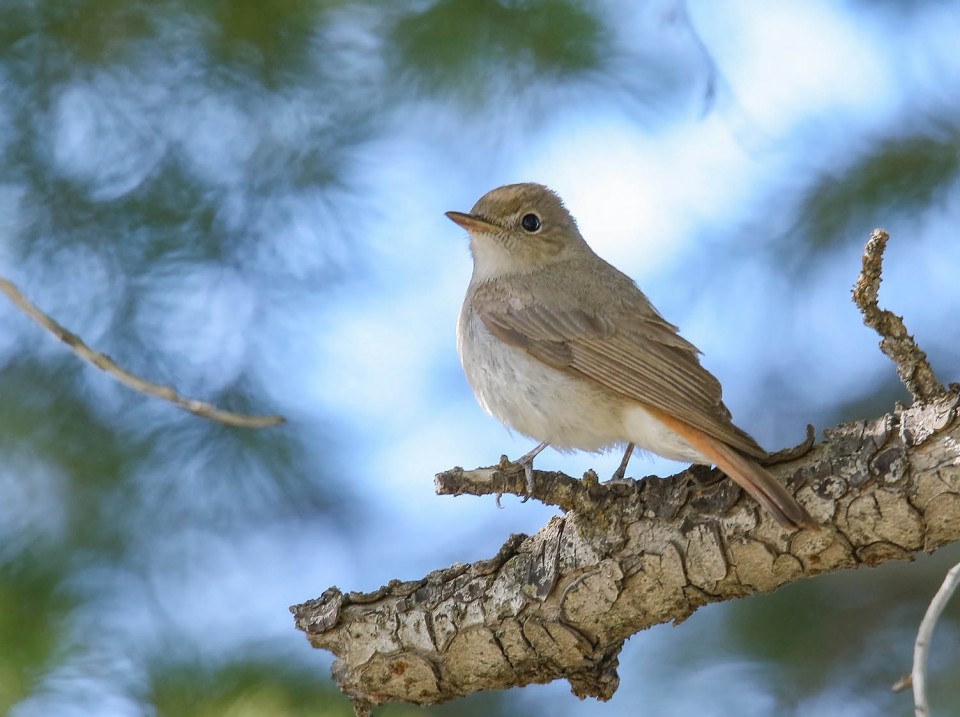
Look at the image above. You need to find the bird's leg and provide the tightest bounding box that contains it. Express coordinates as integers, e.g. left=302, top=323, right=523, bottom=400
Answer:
left=609, top=442, right=635, bottom=483
left=516, top=441, right=549, bottom=497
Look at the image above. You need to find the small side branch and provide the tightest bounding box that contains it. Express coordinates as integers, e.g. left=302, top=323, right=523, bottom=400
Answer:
left=435, top=458, right=613, bottom=513
left=0, top=275, right=284, bottom=429
left=852, top=229, right=945, bottom=402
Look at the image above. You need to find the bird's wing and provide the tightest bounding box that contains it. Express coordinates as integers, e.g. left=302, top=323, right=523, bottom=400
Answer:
left=478, top=301, right=766, bottom=457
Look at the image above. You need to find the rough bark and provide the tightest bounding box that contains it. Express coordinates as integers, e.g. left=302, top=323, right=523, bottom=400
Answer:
left=291, top=230, right=959, bottom=707
left=292, top=392, right=960, bottom=705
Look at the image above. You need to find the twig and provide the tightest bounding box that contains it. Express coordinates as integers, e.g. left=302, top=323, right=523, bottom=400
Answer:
left=910, top=562, right=960, bottom=717
left=852, top=229, right=945, bottom=402
left=0, top=275, right=285, bottom=429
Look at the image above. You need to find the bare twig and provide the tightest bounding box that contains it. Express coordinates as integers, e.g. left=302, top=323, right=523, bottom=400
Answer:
left=0, top=275, right=285, bottom=429
left=911, top=561, right=960, bottom=717
left=852, top=229, right=945, bottom=402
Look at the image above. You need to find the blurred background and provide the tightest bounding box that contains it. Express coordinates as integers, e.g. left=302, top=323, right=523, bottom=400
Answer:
left=1, top=0, right=959, bottom=715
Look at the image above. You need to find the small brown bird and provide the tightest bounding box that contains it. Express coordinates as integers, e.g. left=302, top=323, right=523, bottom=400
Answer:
left=447, top=183, right=812, bottom=529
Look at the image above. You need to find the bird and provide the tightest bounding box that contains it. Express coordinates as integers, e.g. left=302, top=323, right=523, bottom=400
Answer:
left=446, top=182, right=812, bottom=529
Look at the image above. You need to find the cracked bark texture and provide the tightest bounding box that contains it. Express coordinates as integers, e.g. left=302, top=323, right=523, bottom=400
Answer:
left=292, top=391, right=960, bottom=706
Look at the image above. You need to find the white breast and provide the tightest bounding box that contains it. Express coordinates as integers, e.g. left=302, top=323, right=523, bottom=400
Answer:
left=457, top=298, right=626, bottom=452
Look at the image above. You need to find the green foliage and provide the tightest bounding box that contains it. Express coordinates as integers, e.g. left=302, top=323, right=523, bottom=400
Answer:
left=388, top=0, right=606, bottom=101
left=148, top=660, right=349, bottom=717
left=37, top=0, right=155, bottom=65
left=0, top=555, right=76, bottom=715
left=800, top=133, right=960, bottom=251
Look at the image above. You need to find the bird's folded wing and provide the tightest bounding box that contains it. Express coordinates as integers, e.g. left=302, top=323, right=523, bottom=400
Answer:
left=479, top=303, right=765, bottom=457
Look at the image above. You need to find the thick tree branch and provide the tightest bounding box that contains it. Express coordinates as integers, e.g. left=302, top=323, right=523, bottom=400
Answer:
left=0, top=275, right=284, bottom=429
left=852, top=229, right=946, bottom=402
left=293, top=392, right=960, bottom=705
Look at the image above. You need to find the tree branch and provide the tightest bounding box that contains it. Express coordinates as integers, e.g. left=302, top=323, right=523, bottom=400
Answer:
left=292, top=392, right=960, bottom=705
left=852, top=229, right=946, bottom=402
left=0, top=275, right=284, bottom=429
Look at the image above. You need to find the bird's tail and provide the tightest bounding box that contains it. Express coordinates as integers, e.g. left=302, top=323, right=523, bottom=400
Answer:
left=649, top=410, right=815, bottom=529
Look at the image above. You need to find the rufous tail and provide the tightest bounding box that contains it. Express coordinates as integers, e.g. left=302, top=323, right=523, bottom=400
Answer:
left=649, top=410, right=815, bottom=529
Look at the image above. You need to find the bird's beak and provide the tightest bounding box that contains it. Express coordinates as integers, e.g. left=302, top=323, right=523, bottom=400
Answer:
left=445, top=211, right=498, bottom=234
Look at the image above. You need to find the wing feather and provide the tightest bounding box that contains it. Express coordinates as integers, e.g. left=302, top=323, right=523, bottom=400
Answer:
left=478, top=302, right=765, bottom=457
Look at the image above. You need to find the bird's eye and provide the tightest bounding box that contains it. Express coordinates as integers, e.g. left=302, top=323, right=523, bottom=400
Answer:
left=521, top=213, right=541, bottom=233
